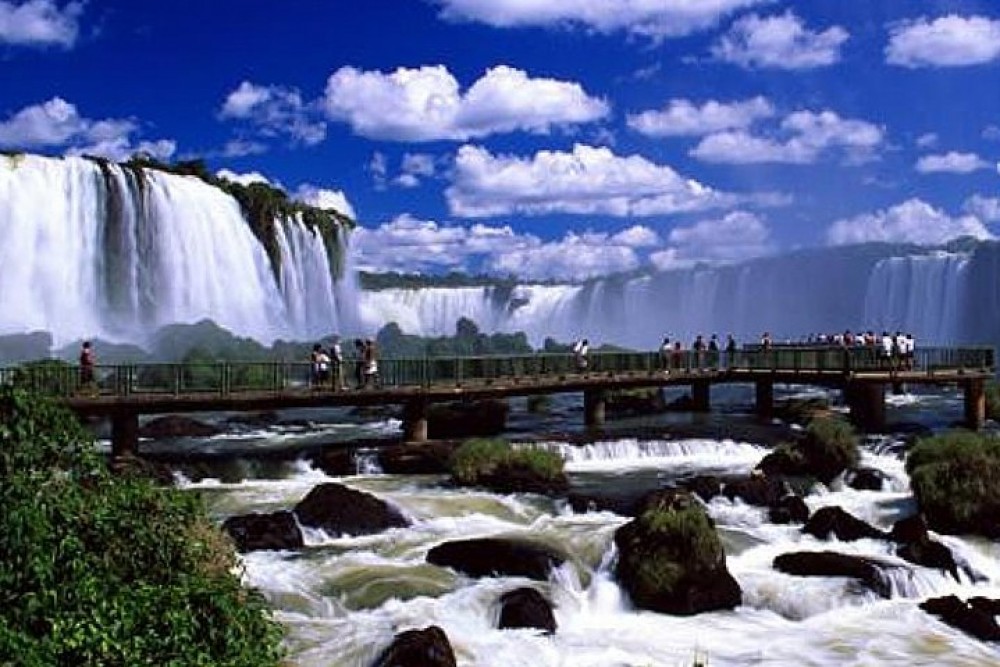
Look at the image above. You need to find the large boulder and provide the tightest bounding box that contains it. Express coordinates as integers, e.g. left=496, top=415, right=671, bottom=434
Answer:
left=920, top=596, right=1000, bottom=642
left=769, top=495, right=810, bottom=525
left=498, top=587, right=557, bottom=634
left=139, top=415, right=222, bottom=438
left=614, top=489, right=741, bottom=615
left=845, top=467, right=888, bottom=491
left=427, top=538, right=564, bottom=581
left=803, top=506, right=886, bottom=541
left=428, top=400, right=509, bottom=439
left=773, top=551, right=895, bottom=598
left=294, top=483, right=409, bottom=536
left=373, top=625, right=457, bottom=667
left=890, top=514, right=959, bottom=580
left=722, top=475, right=789, bottom=507
left=222, top=510, right=303, bottom=552
left=379, top=442, right=458, bottom=475
left=757, top=417, right=859, bottom=484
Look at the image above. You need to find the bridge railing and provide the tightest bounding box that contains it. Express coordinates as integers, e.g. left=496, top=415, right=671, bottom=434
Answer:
left=1, top=345, right=993, bottom=398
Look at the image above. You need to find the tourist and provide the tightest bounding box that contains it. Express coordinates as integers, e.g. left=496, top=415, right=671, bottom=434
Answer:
left=708, top=334, right=720, bottom=370
left=693, top=334, right=706, bottom=370
left=659, top=336, right=671, bottom=372
left=725, top=334, right=737, bottom=369
left=329, top=336, right=346, bottom=390
left=672, top=340, right=684, bottom=372
left=79, top=340, right=95, bottom=391
left=573, top=338, right=589, bottom=372
left=353, top=338, right=366, bottom=388
left=310, top=343, right=330, bottom=387
left=363, top=338, right=380, bottom=388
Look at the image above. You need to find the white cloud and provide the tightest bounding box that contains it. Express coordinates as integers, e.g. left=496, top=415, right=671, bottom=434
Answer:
left=432, top=0, right=771, bottom=40
left=712, top=11, right=848, bottom=69
left=294, top=184, right=356, bottom=219
left=651, top=211, right=774, bottom=269
left=692, top=110, right=882, bottom=164
left=826, top=199, right=992, bottom=246
left=447, top=143, right=726, bottom=218
left=216, top=168, right=273, bottom=187
left=0, top=97, right=174, bottom=160
left=627, top=97, right=774, bottom=138
left=916, top=133, right=938, bottom=148
left=488, top=231, right=643, bottom=280
left=0, top=0, right=81, bottom=47
left=964, top=195, right=1000, bottom=222
left=323, top=64, right=608, bottom=141
left=220, top=139, right=267, bottom=157
left=395, top=152, right=438, bottom=188
left=886, top=15, right=1000, bottom=68
left=916, top=151, right=991, bottom=174
left=984, top=125, right=1000, bottom=142
left=219, top=81, right=326, bottom=146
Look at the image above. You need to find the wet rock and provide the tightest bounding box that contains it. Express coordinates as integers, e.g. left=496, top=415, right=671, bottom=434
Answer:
left=897, top=539, right=960, bottom=581
left=769, top=495, right=810, bottom=524
left=920, top=596, right=1000, bottom=642
left=139, top=415, right=221, bottom=438
left=310, top=448, right=357, bottom=476
left=890, top=514, right=929, bottom=543
left=615, top=489, right=742, bottom=615
left=680, top=475, right=722, bottom=503
left=373, top=625, right=457, bottom=667
left=803, top=506, right=886, bottom=541
left=773, top=551, right=894, bottom=598
left=566, top=491, right=642, bottom=516
left=222, top=510, right=303, bottom=552
left=378, top=442, right=458, bottom=475
left=498, top=587, right=557, bottom=634
left=427, top=538, right=565, bottom=581
left=476, top=459, right=570, bottom=496
left=427, top=400, right=509, bottom=439
left=606, top=388, right=667, bottom=417
left=845, top=467, right=888, bottom=491
left=224, top=411, right=279, bottom=428
left=293, top=483, right=409, bottom=536
left=722, top=475, right=789, bottom=507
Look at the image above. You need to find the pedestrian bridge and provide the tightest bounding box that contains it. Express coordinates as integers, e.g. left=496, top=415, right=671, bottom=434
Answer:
left=5, top=345, right=994, bottom=456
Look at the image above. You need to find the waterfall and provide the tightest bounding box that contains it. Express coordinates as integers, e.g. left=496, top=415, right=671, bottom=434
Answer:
left=0, top=154, right=354, bottom=347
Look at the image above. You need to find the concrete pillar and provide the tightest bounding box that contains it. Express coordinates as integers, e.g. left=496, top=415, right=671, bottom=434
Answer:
left=111, top=410, right=139, bottom=458
left=402, top=397, right=429, bottom=442
left=964, top=378, right=986, bottom=431
left=844, top=382, right=885, bottom=432
left=692, top=380, right=711, bottom=413
left=584, top=389, right=606, bottom=426
left=755, top=379, right=774, bottom=419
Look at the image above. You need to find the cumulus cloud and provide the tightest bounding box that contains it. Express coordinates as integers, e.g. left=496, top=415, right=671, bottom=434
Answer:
left=323, top=64, right=608, bottom=142
left=826, top=199, right=992, bottom=246
left=916, top=133, right=938, bottom=148
left=916, top=151, right=991, bottom=174
left=432, top=0, right=770, bottom=40
left=0, top=0, right=81, bottom=47
left=0, top=97, right=174, bottom=160
left=627, top=97, right=774, bottom=138
left=692, top=110, right=883, bottom=164
left=984, top=125, right=1000, bottom=142
left=886, top=15, right=1000, bottom=68
left=651, top=211, right=774, bottom=269
left=964, top=195, right=1000, bottom=222
left=215, top=168, right=273, bottom=187
left=219, top=81, right=326, bottom=146
left=220, top=139, right=267, bottom=158
left=447, top=143, right=727, bottom=218
left=712, top=11, right=848, bottom=69
left=395, top=152, right=439, bottom=188
left=293, top=184, right=356, bottom=219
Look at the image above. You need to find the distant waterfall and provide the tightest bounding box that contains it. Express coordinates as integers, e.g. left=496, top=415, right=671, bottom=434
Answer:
left=0, top=154, right=354, bottom=346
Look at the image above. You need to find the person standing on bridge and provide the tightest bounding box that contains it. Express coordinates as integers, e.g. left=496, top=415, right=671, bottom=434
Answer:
left=353, top=339, right=366, bottom=388
left=659, top=336, right=671, bottom=373
left=329, top=336, right=347, bottom=391
left=79, top=340, right=95, bottom=393
left=725, top=334, right=737, bottom=369
left=573, top=338, right=589, bottom=372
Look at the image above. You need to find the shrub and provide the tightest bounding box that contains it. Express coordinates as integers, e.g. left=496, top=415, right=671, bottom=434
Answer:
left=985, top=381, right=1000, bottom=421
left=906, top=431, right=1000, bottom=537
left=449, top=438, right=564, bottom=487
left=0, top=387, right=284, bottom=665
left=802, top=416, right=860, bottom=482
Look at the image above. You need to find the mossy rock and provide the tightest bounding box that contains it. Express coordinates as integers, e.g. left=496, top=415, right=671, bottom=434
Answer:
left=449, top=438, right=568, bottom=495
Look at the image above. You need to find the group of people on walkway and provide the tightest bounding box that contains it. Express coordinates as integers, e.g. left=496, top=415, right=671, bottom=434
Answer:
left=777, top=329, right=918, bottom=369
left=658, top=333, right=739, bottom=372
left=310, top=336, right=380, bottom=390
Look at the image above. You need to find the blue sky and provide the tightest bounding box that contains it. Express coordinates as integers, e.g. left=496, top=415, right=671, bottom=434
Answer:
left=2, top=0, right=1000, bottom=280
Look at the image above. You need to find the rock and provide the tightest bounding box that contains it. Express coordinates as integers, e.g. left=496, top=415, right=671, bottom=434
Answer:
left=378, top=442, right=458, bottom=475
left=773, top=551, right=894, bottom=598
left=769, top=495, right=810, bottom=524
left=224, top=411, right=279, bottom=428
left=109, top=454, right=176, bottom=486
left=566, top=492, right=642, bottom=516
left=890, top=515, right=929, bottom=544
left=477, top=460, right=570, bottom=496
left=614, top=489, right=742, bottom=615
left=970, top=597, right=1000, bottom=616
left=373, top=625, right=457, bottom=667
left=680, top=475, right=722, bottom=503
left=803, top=506, right=886, bottom=541
left=498, top=587, right=557, bottom=634
left=606, top=388, right=667, bottom=417
left=222, top=510, right=303, bottom=552
left=426, top=538, right=564, bottom=581
left=897, top=539, right=960, bottom=581
left=920, top=596, right=1000, bottom=642
left=845, top=467, right=887, bottom=491
left=427, top=400, right=509, bottom=439
left=722, top=475, right=789, bottom=507
left=756, top=448, right=804, bottom=478
left=293, top=483, right=409, bottom=536
left=310, top=448, right=357, bottom=476
left=139, top=415, right=221, bottom=438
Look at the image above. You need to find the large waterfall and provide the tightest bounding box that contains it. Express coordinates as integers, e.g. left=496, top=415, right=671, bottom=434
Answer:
left=358, top=244, right=992, bottom=348
left=0, top=154, right=354, bottom=346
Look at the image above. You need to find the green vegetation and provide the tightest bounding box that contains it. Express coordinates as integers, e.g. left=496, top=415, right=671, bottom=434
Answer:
left=766, top=415, right=859, bottom=484
left=906, top=430, right=1000, bottom=537
left=984, top=381, right=1000, bottom=421
left=0, top=386, right=284, bottom=665
left=376, top=318, right=533, bottom=358
left=449, top=438, right=564, bottom=487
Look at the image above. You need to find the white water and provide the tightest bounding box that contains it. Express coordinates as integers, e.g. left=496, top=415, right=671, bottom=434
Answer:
left=186, top=435, right=1000, bottom=666
left=0, top=154, right=354, bottom=346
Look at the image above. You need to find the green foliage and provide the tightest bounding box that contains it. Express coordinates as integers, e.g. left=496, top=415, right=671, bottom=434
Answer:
left=985, top=381, right=1000, bottom=421
left=375, top=319, right=534, bottom=358
left=802, top=415, right=860, bottom=480
left=358, top=270, right=528, bottom=290
left=449, top=438, right=564, bottom=486
left=0, top=387, right=284, bottom=665
left=906, top=431, right=1000, bottom=536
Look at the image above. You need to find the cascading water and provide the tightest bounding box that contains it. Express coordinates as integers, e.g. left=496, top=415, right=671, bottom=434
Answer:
left=0, top=154, right=354, bottom=347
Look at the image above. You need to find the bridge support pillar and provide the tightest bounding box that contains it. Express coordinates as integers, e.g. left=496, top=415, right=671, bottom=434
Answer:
left=584, top=389, right=606, bottom=426
left=844, top=382, right=885, bottom=432
left=111, top=410, right=139, bottom=458
left=692, top=380, right=711, bottom=412
left=402, top=397, right=429, bottom=443
left=964, top=378, right=986, bottom=431
left=755, top=380, right=774, bottom=419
